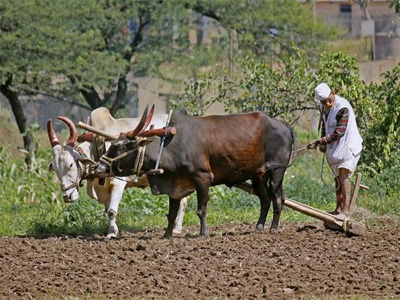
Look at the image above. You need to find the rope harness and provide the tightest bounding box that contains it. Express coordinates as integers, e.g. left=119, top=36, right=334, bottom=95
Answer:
left=99, top=110, right=174, bottom=178
left=61, top=145, right=88, bottom=193
left=99, top=146, right=146, bottom=182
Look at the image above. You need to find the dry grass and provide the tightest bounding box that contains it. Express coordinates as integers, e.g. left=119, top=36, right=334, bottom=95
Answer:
left=0, top=108, right=25, bottom=160
left=327, top=38, right=372, bottom=62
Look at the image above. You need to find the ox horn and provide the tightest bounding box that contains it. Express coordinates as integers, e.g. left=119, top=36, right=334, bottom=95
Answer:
left=47, top=119, right=60, bottom=148
left=126, top=104, right=155, bottom=139
left=57, top=116, right=78, bottom=146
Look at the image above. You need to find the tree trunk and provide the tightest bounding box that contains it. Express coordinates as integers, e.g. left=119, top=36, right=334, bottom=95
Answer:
left=0, top=77, right=36, bottom=167
left=79, top=86, right=103, bottom=109
left=110, top=74, right=128, bottom=116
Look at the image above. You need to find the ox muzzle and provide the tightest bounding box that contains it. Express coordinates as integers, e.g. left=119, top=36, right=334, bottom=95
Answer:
left=62, top=188, right=79, bottom=203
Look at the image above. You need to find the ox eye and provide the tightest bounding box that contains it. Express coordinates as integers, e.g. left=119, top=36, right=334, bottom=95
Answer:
left=69, top=163, right=74, bottom=168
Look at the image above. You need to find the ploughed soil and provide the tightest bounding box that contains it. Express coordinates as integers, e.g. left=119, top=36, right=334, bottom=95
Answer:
left=0, top=217, right=399, bottom=300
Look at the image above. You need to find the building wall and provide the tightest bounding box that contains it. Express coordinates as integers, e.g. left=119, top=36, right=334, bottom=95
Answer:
left=316, top=1, right=396, bottom=33
left=359, top=58, right=400, bottom=83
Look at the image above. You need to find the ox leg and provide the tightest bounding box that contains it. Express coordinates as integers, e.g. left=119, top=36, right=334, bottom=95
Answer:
left=105, top=178, right=126, bottom=239
left=164, top=198, right=181, bottom=238
left=195, top=178, right=212, bottom=237
left=252, top=177, right=271, bottom=232
left=173, top=197, right=188, bottom=234
left=268, top=169, right=286, bottom=233
left=107, top=209, right=118, bottom=238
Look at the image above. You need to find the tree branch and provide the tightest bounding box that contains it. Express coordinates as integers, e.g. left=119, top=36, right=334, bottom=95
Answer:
left=13, top=85, right=92, bottom=110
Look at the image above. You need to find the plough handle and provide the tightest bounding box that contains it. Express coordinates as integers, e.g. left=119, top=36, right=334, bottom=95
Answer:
left=283, top=198, right=341, bottom=225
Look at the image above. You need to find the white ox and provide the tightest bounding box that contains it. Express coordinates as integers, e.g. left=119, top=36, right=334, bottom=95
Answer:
left=47, top=107, right=187, bottom=238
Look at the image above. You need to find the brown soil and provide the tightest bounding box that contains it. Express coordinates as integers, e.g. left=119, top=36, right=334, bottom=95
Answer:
left=0, top=218, right=399, bottom=300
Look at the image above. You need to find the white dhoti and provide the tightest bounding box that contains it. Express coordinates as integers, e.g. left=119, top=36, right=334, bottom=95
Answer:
left=328, top=152, right=361, bottom=177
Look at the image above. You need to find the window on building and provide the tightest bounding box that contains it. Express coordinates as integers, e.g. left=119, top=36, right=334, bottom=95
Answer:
left=340, top=4, right=352, bottom=14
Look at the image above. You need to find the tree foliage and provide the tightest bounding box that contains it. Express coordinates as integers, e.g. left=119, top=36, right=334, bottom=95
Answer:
left=177, top=47, right=316, bottom=123
left=1, top=0, right=337, bottom=111
left=191, top=0, right=337, bottom=61
left=0, top=0, right=127, bottom=95
left=389, top=0, right=400, bottom=13
left=362, top=64, right=400, bottom=173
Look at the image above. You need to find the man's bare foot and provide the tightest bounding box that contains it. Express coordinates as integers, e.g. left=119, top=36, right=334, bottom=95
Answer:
left=335, top=212, right=349, bottom=220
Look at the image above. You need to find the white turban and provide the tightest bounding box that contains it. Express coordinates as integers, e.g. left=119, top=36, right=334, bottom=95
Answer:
left=315, top=83, right=331, bottom=101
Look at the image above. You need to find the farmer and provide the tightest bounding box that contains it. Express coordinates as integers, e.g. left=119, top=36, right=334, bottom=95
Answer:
left=306, top=83, right=363, bottom=219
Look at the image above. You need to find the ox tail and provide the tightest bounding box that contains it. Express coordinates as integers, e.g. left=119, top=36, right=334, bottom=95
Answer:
left=261, top=122, right=297, bottom=172
left=286, top=123, right=298, bottom=167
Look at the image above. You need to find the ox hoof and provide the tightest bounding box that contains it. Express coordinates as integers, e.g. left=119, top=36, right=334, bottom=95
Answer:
left=106, top=233, right=118, bottom=239
left=255, top=224, right=264, bottom=232
left=269, top=228, right=278, bottom=234
left=163, top=230, right=173, bottom=239
left=106, top=225, right=118, bottom=239
left=173, top=227, right=183, bottom=234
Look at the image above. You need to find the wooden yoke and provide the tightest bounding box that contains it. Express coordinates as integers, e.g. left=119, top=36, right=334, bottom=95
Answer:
left=77, top=122, right=118, bottom=140
left=76, top=122, right=176, bottom=140
left=139, top=127, right=177, bottom=138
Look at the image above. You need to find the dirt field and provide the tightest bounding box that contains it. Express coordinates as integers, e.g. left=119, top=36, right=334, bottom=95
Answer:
left=1, top=217, right=399, bottom=300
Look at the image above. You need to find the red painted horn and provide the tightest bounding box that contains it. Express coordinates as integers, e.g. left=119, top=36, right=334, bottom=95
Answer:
left=47, top=119, right=60, bottom=148
left=126, top=104, right=155, bottom=139
left=57, top=116, right=78, bottom=146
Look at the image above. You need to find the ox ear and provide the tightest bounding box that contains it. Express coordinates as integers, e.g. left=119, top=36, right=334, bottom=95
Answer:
left=137, top=138, right=154, bottom=147
left=48, top=162, right=54, bottom=172
left=78, top=157, right=96, bottom=166
left=73, top=153, right=96, bottom=166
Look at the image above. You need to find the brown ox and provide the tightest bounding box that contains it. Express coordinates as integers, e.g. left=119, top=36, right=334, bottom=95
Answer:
left=94, top=107, right=297, bottom=238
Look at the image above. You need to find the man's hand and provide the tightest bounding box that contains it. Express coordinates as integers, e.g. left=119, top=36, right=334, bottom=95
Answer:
left=307, top=139, right=320, bottom=150
left=318, top=144, right=326, bottom=153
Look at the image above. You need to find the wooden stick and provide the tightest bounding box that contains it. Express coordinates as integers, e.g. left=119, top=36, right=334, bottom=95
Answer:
left=77, top=122, right=118, bottom=140
left=349, top=173, right=362, bottom=217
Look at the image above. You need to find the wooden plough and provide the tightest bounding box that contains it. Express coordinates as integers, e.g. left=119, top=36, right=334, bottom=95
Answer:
left=235, top=173, right=368, bottom=236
